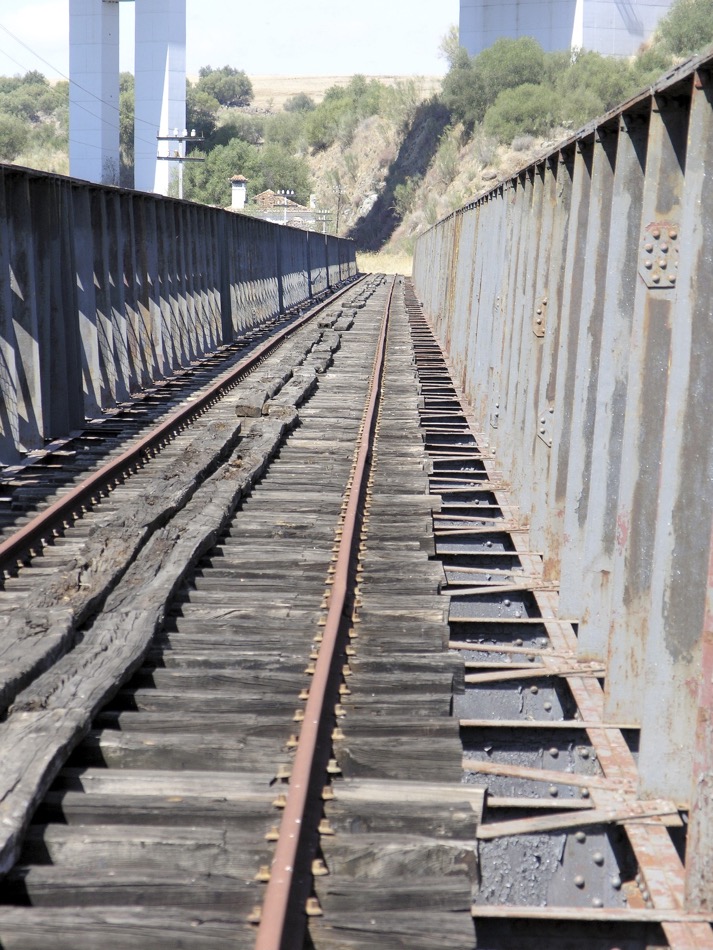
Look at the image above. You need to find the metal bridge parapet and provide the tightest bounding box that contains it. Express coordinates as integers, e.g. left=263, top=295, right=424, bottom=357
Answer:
left=413, top=48, right=713, bottom=917
left=0, top=166, right=356, bottom=464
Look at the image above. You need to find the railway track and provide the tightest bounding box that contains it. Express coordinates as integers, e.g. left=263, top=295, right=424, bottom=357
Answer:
left=0, top=274, right=706, bottom=949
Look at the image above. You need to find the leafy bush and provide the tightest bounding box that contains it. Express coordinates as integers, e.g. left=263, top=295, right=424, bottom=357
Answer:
left=284, top=92, right=315, bottom=113
left=434, top=131, right=461, bottom=186
left=483, top=83, right=559, bottom=142
left=655, top=0, right=713, bottom=55
left=305, top=76, right=386, bottom=151
left=442, top=38, right=547, bottom=131
left=0, top=114, right=29, bottom=160
left=212, top=113, right=265, bottom=147
left=0, top=70, right=64, bottom=123
left=556, top=51, right=639, bottom=121
left=393, top=176, right=421, bottom=217
left=262, top=111, right=307, bottom=152
left=196, top=65, right=252, bottom=107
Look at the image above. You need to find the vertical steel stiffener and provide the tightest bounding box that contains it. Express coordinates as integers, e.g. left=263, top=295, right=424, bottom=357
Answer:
left=413, top=51, right=713, bottom=924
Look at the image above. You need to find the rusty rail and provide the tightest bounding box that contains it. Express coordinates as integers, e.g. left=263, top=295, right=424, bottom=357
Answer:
left=254, top=277, right=395, bottom=950
left=413, top=48, right=713, bottom=939
left=0, top=277, right=364, bottom=574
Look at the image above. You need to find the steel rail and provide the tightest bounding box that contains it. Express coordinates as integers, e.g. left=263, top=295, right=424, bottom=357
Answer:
left=0, top=278, right=364, bottom=573
left=255, top=276, right=396, bottom=950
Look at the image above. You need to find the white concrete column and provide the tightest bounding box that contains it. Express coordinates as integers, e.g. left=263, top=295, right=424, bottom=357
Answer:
left=69, top=0, right=121, bottom=185
left=134, top=0, right=187, bottom=195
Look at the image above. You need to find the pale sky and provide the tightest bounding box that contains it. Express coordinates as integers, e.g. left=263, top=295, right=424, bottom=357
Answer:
left=0, top=1, right=458, bottom=80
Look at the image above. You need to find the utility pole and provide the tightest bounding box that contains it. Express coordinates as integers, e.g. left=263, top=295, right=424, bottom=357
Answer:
left=156, top=129, right=205, bottom=199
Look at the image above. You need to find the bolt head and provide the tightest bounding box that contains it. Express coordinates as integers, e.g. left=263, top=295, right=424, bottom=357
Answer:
left=644, top=260, right=653, bottom=269
left=652, top=273, right=661, bottom=284
left=652, top=228, right=661, bottom=239
left=574, top=875, right=585, bottom=888
left=576, top=831, right=586, bottom=843
left=530, top=684, right=539, bottom=694
left=644, top=243, right=653, bottom=252
left=593, top=851, right=605, bottom=866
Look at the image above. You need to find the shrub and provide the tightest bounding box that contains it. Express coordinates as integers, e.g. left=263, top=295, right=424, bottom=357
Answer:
left=556, top=51, right=638, bottom=114
left=511, top=134, right=535, bottom=152
left=393, top=176, right=421, bottom=217
left=284, top=92, right=315, bottom=113
left=0, top=114, right=29, bottom=160
left=483, top=83, right=559, bottom=143
left=656, top=0, right=713, bottom=55
left=434, top=131, right=461, bottom=186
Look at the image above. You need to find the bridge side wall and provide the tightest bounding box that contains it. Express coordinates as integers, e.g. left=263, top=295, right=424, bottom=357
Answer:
left=0, top=165, right=355, bottom=462
left=413, top=52, right=713, bottom=904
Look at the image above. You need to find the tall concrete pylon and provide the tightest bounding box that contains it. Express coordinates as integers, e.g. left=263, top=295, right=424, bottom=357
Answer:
left=459, top=0, right=676, bottom=58
left=69, top=0, right=186, bottom=195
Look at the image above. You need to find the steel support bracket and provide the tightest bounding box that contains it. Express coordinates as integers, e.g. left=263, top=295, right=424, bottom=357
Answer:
left=639, top=222, right=679, bottom=289
left=533, top=296, right=547, bottom=337
left=537, top=405, right=554, bottom=448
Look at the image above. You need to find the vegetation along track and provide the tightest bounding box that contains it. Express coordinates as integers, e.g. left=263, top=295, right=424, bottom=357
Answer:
left=0, top=275, right=702, bottom=949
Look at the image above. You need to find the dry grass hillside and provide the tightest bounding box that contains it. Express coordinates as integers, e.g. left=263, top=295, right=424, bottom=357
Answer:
left=249, top=75, right=442, bottom=110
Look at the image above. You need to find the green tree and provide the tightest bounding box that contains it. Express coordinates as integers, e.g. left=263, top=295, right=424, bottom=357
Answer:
left=484, top=83, right=559, bottom=142
left=0, top=70, right=63, bottom=123
left=441, top=48, right=487, bottom=131
left=196, top=65, right=253, bottom=107
left=186, top=83, right=220, bottom=140
left=212, top=113, right=265, bottom=147
left=284, top=92, right=315, bottom=113
left=305, top=75, right=386, bottom=150
left=442, top=38, right=546, bottom=132
left=655, top=0, right=713, bottom=55
left=558, top=51, right=638, bottom=113
left=476, top=37, right=547, bottom=106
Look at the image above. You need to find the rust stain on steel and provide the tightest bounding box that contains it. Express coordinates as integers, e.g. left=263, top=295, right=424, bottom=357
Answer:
left=0, top=277, right=365, bottom=572
left=255, top=279, right=395, bottom=950
left=685, top=520, right=713, bottom=911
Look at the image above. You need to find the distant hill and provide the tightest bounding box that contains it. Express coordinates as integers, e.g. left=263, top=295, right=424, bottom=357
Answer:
left=247, top=75, right=442, bottom=111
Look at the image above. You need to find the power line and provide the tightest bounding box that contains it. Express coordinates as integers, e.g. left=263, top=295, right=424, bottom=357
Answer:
left=0, top=19, right=171, bottom=135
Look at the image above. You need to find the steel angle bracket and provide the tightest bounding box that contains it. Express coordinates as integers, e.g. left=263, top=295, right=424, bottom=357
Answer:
left=639, top=222, right=680, bottom=289
left=537, top=405, right=554, bottom=448
left=533, top=296, right=548, bottom=337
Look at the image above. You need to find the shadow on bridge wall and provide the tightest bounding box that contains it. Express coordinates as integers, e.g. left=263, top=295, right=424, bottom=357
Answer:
left=348, top=99, right=451, bottom=252
left=0, top=166, right=356, bottom=463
